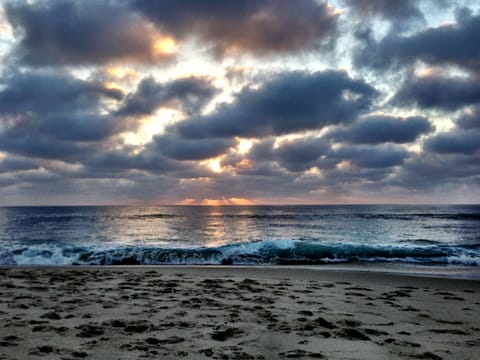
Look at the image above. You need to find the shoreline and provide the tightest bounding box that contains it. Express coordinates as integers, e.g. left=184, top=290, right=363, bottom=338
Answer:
left=2, top=263, right=479, bottom=281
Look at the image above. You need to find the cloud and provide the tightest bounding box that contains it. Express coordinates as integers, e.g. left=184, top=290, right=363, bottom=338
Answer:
left=174, top=70, right=378, bottom=139
left=0, top=70, right=122, bottom=116
left=328, top=144, right=410, bottom=168
left=239, top=137, right=409, bottom=174
left=0, top=156, right=39, bottom=174
left=327, top=115, right=433, bottom=144
left=0, top=135, right=100, bottom=161
left=422, top=105, right=480, bottom=156
left=5, top=0, right=174, bottom=66
left=149, top=134, right=235, bottom=161
left=425, top=129, right=480, bottom=155
left=243, top=137, right=330, bottom=173
left=343, top=0, right=424, bottom=30
left=0, top=70, right=124, bottom=159
left=456, top=106, right=480, bottom=129
left=117, top=76, right=218, bottom=116
left=84, top=147, right=186, bottom=174
left=131, top=0, right=339, bottom=56
left=392, top=73, right=480, bottom=110
left=387, top=151, right=480, bottom=191
left=354, top=11, right=480, bottom=72
left=271, top=137, right=330, bottom=172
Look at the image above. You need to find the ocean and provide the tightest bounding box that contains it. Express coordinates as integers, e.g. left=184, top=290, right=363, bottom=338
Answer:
left=0, top=205, right=479, bottom=268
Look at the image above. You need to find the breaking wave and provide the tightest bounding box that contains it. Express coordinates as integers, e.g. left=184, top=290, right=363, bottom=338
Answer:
left=1, top=239, right=479, bottom=266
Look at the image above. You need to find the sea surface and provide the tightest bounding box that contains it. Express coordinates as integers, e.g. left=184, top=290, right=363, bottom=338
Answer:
left=0, top=205, right=479, bottom=268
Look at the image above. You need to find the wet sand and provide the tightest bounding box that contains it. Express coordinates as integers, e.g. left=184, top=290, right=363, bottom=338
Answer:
left=0, top=266, right=479, bottom=359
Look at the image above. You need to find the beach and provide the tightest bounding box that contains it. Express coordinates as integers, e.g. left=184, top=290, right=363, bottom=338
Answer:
left=0, top=266, right=479, bottom=359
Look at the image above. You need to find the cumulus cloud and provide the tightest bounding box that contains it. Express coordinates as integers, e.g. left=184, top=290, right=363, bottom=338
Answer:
left=354, top=11, right=480, bottom=73
left=5, top=0, right=174, bottom=66
left=84, top=147, right=186, bottom=175
left=273, top=138, right=330, bottom=172
left=425, top=129, right=480, bottom=155
left=244, top=137, right=330, bottom=173
left=0, top=156, right=39, bottom=174
left=392, top=73, right=480, bottom=110
left=0, top=70, right=127, bottom=162
left=0, top=70, right=122, bottom=116
left=328, top=144, right=410, bottom=169
left=387, top=151, right=480, bottom=192
left=174, top=70, right=378, bottom=139
left=327, top=115, right=433, bottom=144
left=235, top=137, right=409, bottom=175
left=343, top=0, right=424, bottom=31
left=149, top=134, right=235, bottom=161
left=117, top=76, right=218, bottom=116
left=131, top=0, right=339, bottom=56
left=457, top=106, right=480, bottom=129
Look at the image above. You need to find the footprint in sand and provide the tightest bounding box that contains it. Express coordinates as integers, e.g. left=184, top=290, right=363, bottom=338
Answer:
left=75, top=324, right=104, bottom=337
left=211, top=327, right=245, bottom=341
left=279, top=349, right=324, bottom=358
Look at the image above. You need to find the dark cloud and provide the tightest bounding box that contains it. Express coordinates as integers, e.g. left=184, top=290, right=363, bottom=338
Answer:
left=243, top=137, right=330, bottom=173
left=387, top=151, right=480, bottom=191
left=0, top=70, right=122, bottom=116
left=214, top=140, right=412, bottom=201
left=131, top=0, right=338, bottom=56
left=117, top=76, right=218, bottom=116
left=456, top=106, right=480, bottom=129
left=149, top=134, right=235, bottom=161
left=425, top=129, right=480, bottom=155
left=0, top=134, right=98, bottom=161
left=392, top=73, right=480, bottom=110
left=272, top=138, right=330, bottom=172
left=85, top=148, right=185, bottom=174
left=5, top=0, right=173, bottom=66
left=327, top=115, right=433, bottom=144
left=0, top=156, right=39, bottom=174
left=328, top=144, right=410, bottom=168
left=354, top=11, right=480, bottom=72
left=239, top=137, right=408, bottom=174
left=0, top=70, right=124, bottom=160
left=247, top=140, right=276, bottom=162
left=0, top=169, right=63, bottom=190
left=236, top=162, right=284, bottom=178
left=344, top=0, right=424, bottom=30
left=82, top=136, right=227, bottom=176
left=174, top=70, right=378, bottom=139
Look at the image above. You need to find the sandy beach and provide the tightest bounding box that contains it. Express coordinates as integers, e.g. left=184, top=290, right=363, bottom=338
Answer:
left=0, top=266, right=479, bottom=360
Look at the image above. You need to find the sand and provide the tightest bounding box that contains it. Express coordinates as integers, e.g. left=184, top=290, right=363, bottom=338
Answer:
left=0, top=266, right=479, bottom=360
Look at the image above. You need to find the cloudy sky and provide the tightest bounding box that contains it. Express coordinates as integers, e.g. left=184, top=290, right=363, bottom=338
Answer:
left=0, top=0, right=479, bottom=205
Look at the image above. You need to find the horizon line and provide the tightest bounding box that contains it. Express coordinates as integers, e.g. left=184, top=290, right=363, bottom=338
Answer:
left=0, top=203, right=479, bottom=207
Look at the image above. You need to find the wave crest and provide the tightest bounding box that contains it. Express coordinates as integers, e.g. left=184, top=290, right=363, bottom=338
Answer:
left=1, top=240, right=479, bottom=266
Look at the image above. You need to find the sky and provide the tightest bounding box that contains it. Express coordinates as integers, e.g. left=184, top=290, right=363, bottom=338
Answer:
left=0, top=0, right=479, bottom=205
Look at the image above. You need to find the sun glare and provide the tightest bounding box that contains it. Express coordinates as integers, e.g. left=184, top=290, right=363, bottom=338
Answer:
left=106, top=66, right=138, bottom=80
left=201, top=158, right=223, bottom=173
left=153, top=37, right=177, bottom=55
left=103, top=81, right=126, bottom=93
left=199, top=197, right=255, bottom=206
left=414, top=67, right=435, bottom=78
left=236, top=138, right=254, bottom=154
left=122, top=109, right=178, bottom=145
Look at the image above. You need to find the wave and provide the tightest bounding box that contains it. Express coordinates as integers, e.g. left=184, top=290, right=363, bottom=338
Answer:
left=7, top=211, right=478, bottom=225
left=1, top=240, right=479, bottom=266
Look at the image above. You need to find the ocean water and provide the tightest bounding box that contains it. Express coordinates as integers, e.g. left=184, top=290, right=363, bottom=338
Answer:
left=0, top=205, right=479, bottom=267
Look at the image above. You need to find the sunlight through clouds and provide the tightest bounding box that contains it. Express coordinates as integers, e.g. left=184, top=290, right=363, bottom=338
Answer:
left=0, top=0, right=478, bottom=205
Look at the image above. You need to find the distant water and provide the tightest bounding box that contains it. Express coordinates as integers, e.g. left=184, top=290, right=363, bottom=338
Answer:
left=0, top=205, right=479, bottom=267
